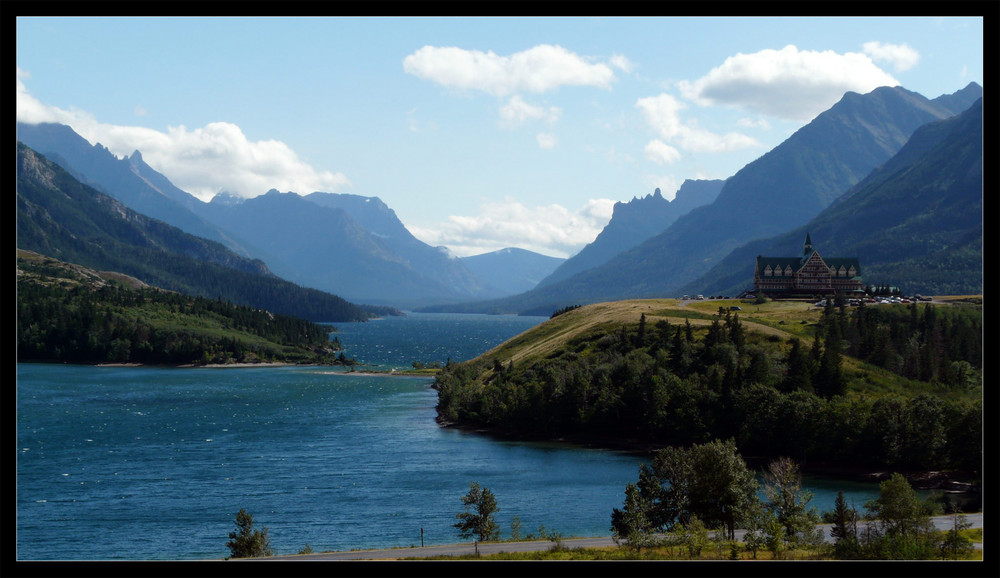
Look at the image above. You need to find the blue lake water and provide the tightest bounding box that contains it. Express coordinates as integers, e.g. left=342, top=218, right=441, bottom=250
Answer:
left=16, top=312, right=884, bottom=560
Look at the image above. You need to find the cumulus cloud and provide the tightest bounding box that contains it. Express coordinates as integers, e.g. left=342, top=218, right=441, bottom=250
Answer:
left=677, top=44, right=900, bottom=120
left=609, top=53, right=635, bottom=73
left=16, top=71, right=350, bottom=201
left=644, top=139, right=682, bottom=165
left=131, top=123, right=351, bottom=201
left=536, top=133, right=558, bottom=149
left=636, top=93, right=761, bottom=153
left=499, top=95, right=561, bottom=125
left=17, top=67, right=79, bottom=125
left=862, top=41, right=920, bottom=72
left=408, top=197, right=616, bottom=258
left=403, top=44, right=616, bottom=97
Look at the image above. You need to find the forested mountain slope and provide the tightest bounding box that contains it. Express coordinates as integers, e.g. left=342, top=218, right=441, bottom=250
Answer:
left=16, top=142, right=379, bottom=322
left=16, top=121, right=258, bottom=257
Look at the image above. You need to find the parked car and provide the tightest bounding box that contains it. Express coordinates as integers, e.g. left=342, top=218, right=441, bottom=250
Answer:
left=696, top=295, right=705, bottom=300
left=730, top=306, right=742, bottom=311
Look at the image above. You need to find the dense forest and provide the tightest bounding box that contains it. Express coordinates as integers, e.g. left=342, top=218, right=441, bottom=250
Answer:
left=434, top=300, right=981, bottom=473
left=17, top=252, right=350, bottom=366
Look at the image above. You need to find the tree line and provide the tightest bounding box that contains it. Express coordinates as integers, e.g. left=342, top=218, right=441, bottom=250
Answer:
left=224, top=447, right=977, bottom=560
left=839, top=299, right=981, bottom=386
left=610, top=439, right=976, bottom=560
left=17, top=277, right=346, bottom=366
left=434, top=305, right=981, bottom=472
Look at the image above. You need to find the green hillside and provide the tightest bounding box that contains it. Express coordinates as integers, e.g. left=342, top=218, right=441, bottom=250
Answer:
left=16, top=250, right=350, bottom=366
left=433, top=298, right=982, bottom=474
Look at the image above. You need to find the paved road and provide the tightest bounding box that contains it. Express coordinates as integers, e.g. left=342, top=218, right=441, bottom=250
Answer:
left=249, top=513, right=982, bottom=561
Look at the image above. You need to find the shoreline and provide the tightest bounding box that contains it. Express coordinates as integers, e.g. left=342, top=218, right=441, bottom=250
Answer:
left=29, top=360, right=981, bottom=490
left=433, top=419, right=981, bottom=490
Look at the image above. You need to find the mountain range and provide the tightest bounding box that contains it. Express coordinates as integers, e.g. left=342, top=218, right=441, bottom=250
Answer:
left=680, top=97, right=983, bottom=298
left=16, top=81, right=982, bottom=317
left=535, top=180, right=724, bottom=288
left=15, top=142, right=383, bottom=322
left=421, top=82, right=983, bottom=315
left=16, top=122, right=564, bottom=309
left=460, top=248, right=565, bottom=296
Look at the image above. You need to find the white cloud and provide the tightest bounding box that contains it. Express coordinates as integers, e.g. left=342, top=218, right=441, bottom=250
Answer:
left=636, top=93, right=761, bottom=153
left=499, top=95, right=561, bottom=125
left=17, top=67, right=79, bottom=125
left=677, top=44, right=900, bottom=120
left=403, top=44, right=616, bottom=97
left=610, top=53, right=635, bottom=73
left=737, top=117, right=771, bottom=130
left=16, top=72, right=350, bottom=201
left=862, top=41, right=920, bottom=72
left=644, top=139, right=681, bottom=165
left=536, top=133, right=558, bottom=149
left=408, top=197, right=616, bottom=258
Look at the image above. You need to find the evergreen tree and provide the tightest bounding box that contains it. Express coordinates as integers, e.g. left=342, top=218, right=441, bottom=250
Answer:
left=829, top=490, right=861, bottom=559
left=782, top=338, right=812, bottom=393
left=454, top=482, right=500, bottom=542
left=727, top=312, right=745, bottom=352
left=225, top=508, right=272, bottom=558
left=815, top=320, right=845, bottom=398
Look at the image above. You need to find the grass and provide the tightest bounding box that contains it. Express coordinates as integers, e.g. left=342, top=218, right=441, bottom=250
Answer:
left=402, top=534, right=984, bottom=561
left=482, top=298, right=803, bottom=368
left=470, top=297, right=981, bottom=400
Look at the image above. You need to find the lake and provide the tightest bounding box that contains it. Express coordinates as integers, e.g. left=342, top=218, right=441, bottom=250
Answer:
left=16, top=312, right=883, bottom=560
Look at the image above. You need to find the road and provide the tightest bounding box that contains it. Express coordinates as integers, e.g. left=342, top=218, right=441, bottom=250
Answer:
left=248, top=513, right=982, bottom=561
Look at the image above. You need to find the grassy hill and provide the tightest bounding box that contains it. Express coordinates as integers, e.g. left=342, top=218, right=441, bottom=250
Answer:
left=433, top=297, right=982, bottom=474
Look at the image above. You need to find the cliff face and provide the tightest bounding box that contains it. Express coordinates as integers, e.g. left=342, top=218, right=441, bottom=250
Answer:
left=537, top=179, right=724, bottom=288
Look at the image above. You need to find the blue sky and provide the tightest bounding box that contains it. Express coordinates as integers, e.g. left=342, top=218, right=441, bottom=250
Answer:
left=16, top=16, right=984, bottom=258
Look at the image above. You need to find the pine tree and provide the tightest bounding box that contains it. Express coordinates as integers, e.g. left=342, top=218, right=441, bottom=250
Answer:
left=782, top=338, right=812, bottom=393
left=816, top=321, right=845, bottom=398
left=225, top=508, right=272, bottom=558
left=829, top=491, right=861, bottom=558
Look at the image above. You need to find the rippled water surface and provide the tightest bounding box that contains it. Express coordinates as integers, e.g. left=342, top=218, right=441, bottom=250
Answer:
left=17, top=313, right=881, bottom=560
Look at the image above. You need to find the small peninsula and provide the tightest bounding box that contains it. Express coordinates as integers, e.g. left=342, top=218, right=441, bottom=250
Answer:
left=16, top=249, right=350, bottom=367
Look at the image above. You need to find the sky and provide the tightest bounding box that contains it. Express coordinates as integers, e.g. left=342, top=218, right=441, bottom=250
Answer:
left=16, top=16, right=984, bottom=258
